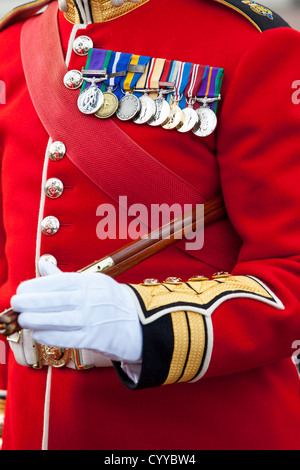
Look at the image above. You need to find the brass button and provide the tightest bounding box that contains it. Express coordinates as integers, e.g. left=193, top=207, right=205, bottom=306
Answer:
left=41, top=216, right=60, bottom=236
left=45, top=178, right=64, bottom=199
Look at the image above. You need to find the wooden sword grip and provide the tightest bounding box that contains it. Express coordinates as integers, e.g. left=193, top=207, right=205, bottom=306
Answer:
left=0, top=310, right=20, bottom=337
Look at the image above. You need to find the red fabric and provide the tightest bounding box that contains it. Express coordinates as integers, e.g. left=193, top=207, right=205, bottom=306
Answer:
left=0, top=0, right=300, bottom=450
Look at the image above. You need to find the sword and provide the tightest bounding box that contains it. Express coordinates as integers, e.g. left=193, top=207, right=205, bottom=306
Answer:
left=0, top=194, right=226, bottom=337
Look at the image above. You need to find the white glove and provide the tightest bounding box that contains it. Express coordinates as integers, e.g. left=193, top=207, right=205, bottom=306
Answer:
left=11, top=261, right=143, bottom=362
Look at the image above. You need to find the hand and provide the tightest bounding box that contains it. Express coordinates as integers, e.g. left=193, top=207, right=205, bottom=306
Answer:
left=11, top=261, right=143, bottom=362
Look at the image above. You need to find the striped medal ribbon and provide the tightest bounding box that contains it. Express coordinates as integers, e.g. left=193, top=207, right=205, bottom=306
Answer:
left=77, top=48, right=112, bottom=114
left=116, top=54, right=151, bottom=121
left=162, top=61, right=193, bottom=130
left=193, top=66, right=224, bottom=137
left=177, top=64, right=207, bottom=133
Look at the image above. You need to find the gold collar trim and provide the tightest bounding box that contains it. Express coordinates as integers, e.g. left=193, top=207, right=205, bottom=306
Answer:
left=64, top=0, right=150, bottom=25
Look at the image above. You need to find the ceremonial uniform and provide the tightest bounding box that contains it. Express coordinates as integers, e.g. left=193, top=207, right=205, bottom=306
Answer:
left=0, top=0, right=300, bottom=450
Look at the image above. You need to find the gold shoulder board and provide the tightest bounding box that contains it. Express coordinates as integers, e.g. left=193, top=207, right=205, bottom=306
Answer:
left=213, top=0, right=290, bottom=32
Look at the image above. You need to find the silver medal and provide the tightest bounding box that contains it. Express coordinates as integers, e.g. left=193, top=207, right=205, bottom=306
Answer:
left=133, top=94, right=156, bottom=124
left=192, top=106, right=217, bottom=137
left=116, top=93, right=141, bottom=121
left=77, top=83, right=104, bottom=115
left=177, top=106, right=199, bottom=133
left=148, top=96, right=171, bottom=127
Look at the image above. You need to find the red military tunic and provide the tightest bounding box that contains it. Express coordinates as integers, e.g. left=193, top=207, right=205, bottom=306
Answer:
left=0, top=0, right=300, bottom=450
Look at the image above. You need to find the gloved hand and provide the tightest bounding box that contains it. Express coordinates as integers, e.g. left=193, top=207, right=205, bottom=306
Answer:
left=11, top=261, right=143, bottom=362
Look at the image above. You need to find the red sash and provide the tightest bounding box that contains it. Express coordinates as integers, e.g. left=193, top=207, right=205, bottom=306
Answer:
left=20, top=2, right=241, bottom=270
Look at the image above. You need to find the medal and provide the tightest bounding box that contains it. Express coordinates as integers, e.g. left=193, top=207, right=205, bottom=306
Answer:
left=116, top=54, right=150, bottom=121
left=192, top=66, right=224, bottom=137
left=177, top=64, right=206, bottom=133
left=95, top=89, right=119, bottom=119
left=133, top=58, right=158, bottom=124
left=78, top=49, right=113, bottom=115
left=147, top=59, right=174, bottom=127
left=77, top=79, right=104, bottom=114
left=177, top=104, right=199, bottom=133
left=133, top=93, right=156, bottom=124
left=148, top=91, right=171, bottom=127
left=192, top=105, right=218, bottom=137
left=162, top=61, right=192, bottom=130
left=161, top=99, right=185, bottom=130
left=95, top=51, right=125, bottom=119
left=116, top=92, right=141, bottom=121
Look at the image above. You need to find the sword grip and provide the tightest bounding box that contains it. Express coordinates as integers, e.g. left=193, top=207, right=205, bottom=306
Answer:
left=0, top=309, right=20, bottom=337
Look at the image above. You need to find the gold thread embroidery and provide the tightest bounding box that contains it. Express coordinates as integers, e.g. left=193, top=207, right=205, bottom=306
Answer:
left=163, top=312, right=189, bottom=385
left=64, top=0, right=150, bottom=25
left=130, top=276, right=274, bottom=314
left=179, top=312, right=206, bottom=383
left=242, top=1, right=273, bottom=20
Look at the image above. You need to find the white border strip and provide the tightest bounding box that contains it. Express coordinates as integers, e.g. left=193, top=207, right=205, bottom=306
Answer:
left=39, top=21, right=87, bottom=451
left=127, top=276, right=285, bottom=326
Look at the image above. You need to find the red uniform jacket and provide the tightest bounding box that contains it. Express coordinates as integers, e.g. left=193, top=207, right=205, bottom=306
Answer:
left=0, top=0, right=300, bottom=450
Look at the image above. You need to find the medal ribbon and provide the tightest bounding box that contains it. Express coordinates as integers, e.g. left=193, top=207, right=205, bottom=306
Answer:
left=122, top=54, right=152, bottom=96
left=134, top=62, right=150, bottom=97
left=81, top=48, right=112, bottom=92
left=172, top=61, right=193, bottom=109
left=165, top=61, right=180, bottom=103
left=197, top=66, right=224, bottom=112
left=185, top=64, right=207, bottom=105
left=83, top=49, right=133, bottom=98
left=159, top=59, right=173, bottom=84
left=145, top=58, right=166, bottom=99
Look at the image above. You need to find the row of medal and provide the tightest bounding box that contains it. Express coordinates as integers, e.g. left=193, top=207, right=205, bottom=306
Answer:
left=63, top=49, right=224, bottom=137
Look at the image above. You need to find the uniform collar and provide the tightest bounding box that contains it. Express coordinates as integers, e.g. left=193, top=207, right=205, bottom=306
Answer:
left=61, top=0, right=150, bottom=24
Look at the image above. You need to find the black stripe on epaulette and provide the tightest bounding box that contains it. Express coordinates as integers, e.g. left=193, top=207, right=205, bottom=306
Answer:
left=213, top=0, right=290, bottom=32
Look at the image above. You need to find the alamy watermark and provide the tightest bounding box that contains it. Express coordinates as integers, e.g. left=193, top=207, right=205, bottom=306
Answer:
left=292, top=340, right=300, bottom=365
left=96, top=197, right=204, bottom=251
left=0, top=81, right=6, bottom=105
left=292, top=80, right=300, bottom=105
left=0, top=341, right=6, bottom=365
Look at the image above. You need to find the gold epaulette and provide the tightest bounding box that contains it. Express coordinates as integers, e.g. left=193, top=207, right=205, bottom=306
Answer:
left=213, top=0, right=290, bottom=33
left=63, top=0, right=150, bottom=25
left=0, top=0, right=54, bottom=33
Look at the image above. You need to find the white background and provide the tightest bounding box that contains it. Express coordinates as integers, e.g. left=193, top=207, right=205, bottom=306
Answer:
left=0, top=0, right=300, bottom=29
